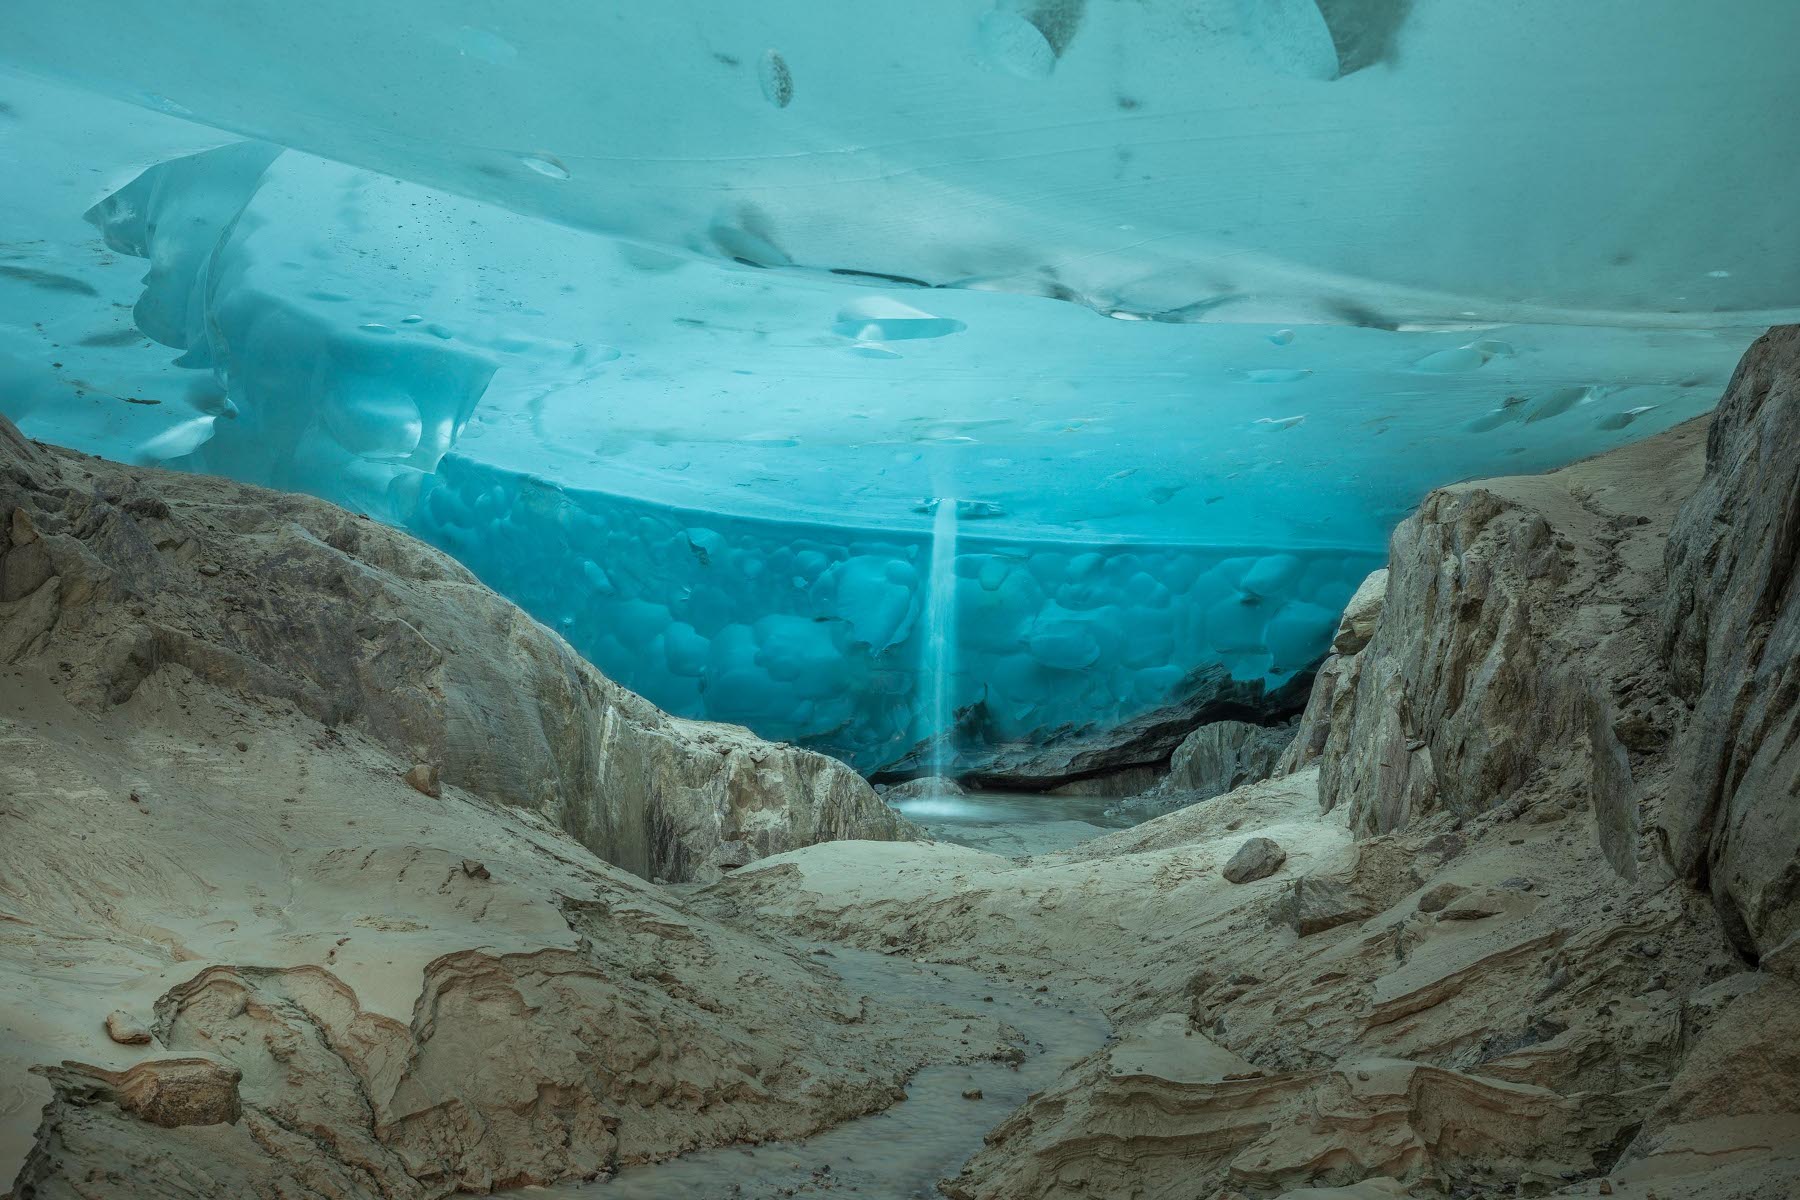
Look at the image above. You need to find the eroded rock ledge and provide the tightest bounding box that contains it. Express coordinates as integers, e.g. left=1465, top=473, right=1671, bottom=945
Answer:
left=0, top=414, right=905, bottom=885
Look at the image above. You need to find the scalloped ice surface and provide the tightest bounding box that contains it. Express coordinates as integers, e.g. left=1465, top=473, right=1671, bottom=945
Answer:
left=2, top=0, right=1797, bottom=770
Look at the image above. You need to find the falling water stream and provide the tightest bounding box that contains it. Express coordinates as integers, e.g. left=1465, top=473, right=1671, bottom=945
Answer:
left=924, top=497, right=959, bottom=776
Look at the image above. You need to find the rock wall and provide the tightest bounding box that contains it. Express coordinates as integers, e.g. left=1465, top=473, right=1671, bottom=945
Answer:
left=1660, top=325, right=1800, bottom=958
left=0, top=414, right=903, bottom=883
left=1312, top=411, right=1710, bottom=881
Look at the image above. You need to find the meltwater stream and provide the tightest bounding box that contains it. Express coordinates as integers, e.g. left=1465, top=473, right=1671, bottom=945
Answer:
left=538, top=945, right=1108, bottom=1199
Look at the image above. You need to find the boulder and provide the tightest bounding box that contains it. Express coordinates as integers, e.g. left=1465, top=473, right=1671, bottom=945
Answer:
left=884, top=775, right=966, bottom=801
left=1613, top=977, right=1800, bottom=1192
left=114, top=1058, right=243, bottom=1128
left=1221, top=837, right=1287, bottom=884
left=1660, top=324, right=1800, bottom=956
left=1112, top=720, right=1295, bottom=817
left=1166, top=720, right=1293, bottom=798
left=104, top=1011, right=153, bottom=1046
left=402, top=762, right=440, bottom=798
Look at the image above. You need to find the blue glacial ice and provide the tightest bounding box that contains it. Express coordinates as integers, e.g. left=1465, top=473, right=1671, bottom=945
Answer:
left=1, top=0, right=1797, bottom=772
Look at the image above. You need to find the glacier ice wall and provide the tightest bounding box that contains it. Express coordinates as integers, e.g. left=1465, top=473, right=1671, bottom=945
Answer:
left=414, top=455, right=1380, bottom=769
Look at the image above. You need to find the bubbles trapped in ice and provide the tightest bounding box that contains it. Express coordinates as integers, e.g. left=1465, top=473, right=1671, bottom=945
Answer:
left=519, top=152, right=570, bottom=180
left=1254, top=415, right=1306, bottom=431
left=758, top=50, right=795, bottom=108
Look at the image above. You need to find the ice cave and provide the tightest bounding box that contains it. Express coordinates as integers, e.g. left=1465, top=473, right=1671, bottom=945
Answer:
left=4, top=3, right=1800, bottom=1198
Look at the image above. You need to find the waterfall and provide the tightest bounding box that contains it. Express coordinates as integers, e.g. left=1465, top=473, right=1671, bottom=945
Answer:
left=924, top=497, right=959, bottom=778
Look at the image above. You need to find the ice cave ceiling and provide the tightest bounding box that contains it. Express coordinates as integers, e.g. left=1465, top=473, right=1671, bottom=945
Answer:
left=3, top=0, right=1798, bottom=770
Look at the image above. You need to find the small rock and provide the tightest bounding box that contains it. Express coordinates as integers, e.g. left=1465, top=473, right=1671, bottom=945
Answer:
left=104, top=1010, right=153, bottom=1046
left=1499, top=876, right=1535, bottom=891
left=1221, top=837, right=1287, bottom=884
left=403, top=763, right=441, bottom=798
left=234, top=741, right=248, bottom=753
left=962, top=1088, right=983, bottom=1100
left=1416, top=882, right=1469, bottom=913
left=197, top=562, right=221, bottom=577
left=460, top=858, right=490, bottom=880
left=1438, top=891, right=1506, bottom=921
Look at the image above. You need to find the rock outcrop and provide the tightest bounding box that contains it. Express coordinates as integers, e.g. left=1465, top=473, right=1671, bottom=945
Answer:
left=880, top=662, right=1316, bottom=792
left=0, top=414, right=904, bottom=884
left=1660, top=325, right=1800, bottom=957
left=1314, top=414, right=1707, bottom=880
left=34, top=1058, right=244, bottom=1131
left=1220, top=836, right=1286, bottom=884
